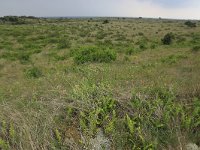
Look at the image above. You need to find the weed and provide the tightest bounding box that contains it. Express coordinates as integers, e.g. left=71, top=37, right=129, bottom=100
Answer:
left=192, top=45, right=200, bottom=52
left=25, top=66, right=42, bottom=78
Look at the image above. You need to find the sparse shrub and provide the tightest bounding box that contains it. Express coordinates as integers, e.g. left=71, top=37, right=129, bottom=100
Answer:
left=25, top=66, right=42, bottom=78
left=161, top=33, right=174, bottom=45
left=150, top=43, right=156, bottom=49
left=192, top=45, right=200, bottom=52
left=126, top=47, right=136, bottom=55
left=138, top=32, right=144, bottom=36
left=139, top=43, right=147, bottom=50
left=57, top=39, right=71, bottom=49
left=96, top=31, right=107, bottom=39
left=103, top=20, right=109, bottom=24
left=185, top=21, right=197, bottom=28
left=72, top=46, right=116, bottom=64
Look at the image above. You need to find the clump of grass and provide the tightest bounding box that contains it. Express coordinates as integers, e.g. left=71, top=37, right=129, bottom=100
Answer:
left=25, top=66, right=42, bottom=78
left=192, top=45, right=200, bottom=52
left=161, top=54, right=188, bottom=64
left=57, top=39, right=71, bottom=49
left=71, top=46, right=117, bottom=64
left=18, top=53, right=30, bottom=64
left=0, top=120, right=18, bottom=150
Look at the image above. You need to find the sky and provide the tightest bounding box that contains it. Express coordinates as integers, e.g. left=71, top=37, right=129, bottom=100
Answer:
left=0, top=0, right=200, bottom=19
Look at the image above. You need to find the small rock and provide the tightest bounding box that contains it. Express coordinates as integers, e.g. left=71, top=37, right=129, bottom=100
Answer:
left=186, top=143, right=199, bottom=150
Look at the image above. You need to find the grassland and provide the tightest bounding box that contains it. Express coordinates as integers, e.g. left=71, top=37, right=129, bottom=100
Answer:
left=0, top=17, right=200, bottom=150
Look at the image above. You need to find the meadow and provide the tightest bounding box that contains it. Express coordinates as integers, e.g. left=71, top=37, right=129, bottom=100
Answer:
left=0, top=16, right=200, bottom=150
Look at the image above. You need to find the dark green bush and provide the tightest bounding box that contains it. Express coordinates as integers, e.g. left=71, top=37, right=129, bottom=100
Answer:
left=192, top=46, right=200, bottom=52
left=72, top=46, right=116, bottom=64
left=185, top=21, right=197, bottom=28
left=161, top=33, right=174, bottom=45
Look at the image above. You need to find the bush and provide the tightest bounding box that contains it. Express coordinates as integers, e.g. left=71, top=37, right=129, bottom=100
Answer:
left=161, top=33, right=174, bottom=45
left=192, top=46, right=200, bottom=52
left=72, top=46, right=117, bottom=64
left=103, top=20, right=109, bottom=24
left=185, top=21, right=197, bottom=28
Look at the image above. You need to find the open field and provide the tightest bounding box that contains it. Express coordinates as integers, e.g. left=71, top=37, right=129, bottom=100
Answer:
left=0, top=17, right=200, bottom=149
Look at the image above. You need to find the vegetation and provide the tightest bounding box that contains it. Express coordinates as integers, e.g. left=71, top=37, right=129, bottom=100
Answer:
left=72, top=46, right=116, bottom=64
left=161, top=33, right=174, bottom=45
left=184, top=21, right=197, bottom=28
left=0, top=16, right=200, bottom=149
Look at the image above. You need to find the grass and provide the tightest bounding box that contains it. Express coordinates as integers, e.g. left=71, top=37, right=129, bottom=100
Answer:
left=0, top=17, right=200, bottom=149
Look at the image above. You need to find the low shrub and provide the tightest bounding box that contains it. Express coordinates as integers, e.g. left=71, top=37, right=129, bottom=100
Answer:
left=103, top=20, right=109, bottom=24
left=185, top=21, right=197, bottom=28
left=57, top=39, right=71, bottom=49
left=72, top=46, right=117, bottom=64
left=192, top=45, right=200, bottom=52
left=161, top=33, right=174, bottom=45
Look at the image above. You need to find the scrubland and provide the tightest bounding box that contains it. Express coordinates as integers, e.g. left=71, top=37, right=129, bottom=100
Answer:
left=0, top=17, right=200, bottom=149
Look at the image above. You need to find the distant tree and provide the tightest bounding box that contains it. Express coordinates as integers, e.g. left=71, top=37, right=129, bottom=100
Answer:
left=103, top=19, right=109, bottom=24
left=184, top=21, right=196, bottom=27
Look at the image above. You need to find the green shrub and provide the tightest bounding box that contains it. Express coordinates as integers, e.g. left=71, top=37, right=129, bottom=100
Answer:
left=125, top=47, right=136, bottom=55
left=72, top=46, right=117, bottom=64
left=185, top=21, right=197, bottom=28
left=192, top=46, right=200, bottom=52
left=25, top=67, right=42, bottom=78
left=103, top=20, right=109, bottom=24
left=161, top=33, right=174, bottom=45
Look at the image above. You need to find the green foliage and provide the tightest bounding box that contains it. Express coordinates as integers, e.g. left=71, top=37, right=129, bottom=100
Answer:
left=25, top=66, right=42, bottom=78
left=0, top=139, right=9, bottom=150
left=126, top=47, right=136, bottom=55
left=72, top=46, right=117, bottom=64
left=192, top=45, right=200, bottom=52
left=0, top=121, right=17, bottom=150
left=18, top=53, right=30, bottom=64
left=70, top=81, right=117, bottom=136
left=185, top=21, right=197, bottom=28
left=161, top=54, right=187, bottom=64
left=103, top=20, right=109, bottom=24
left=161, top=33, right=174, bottom=45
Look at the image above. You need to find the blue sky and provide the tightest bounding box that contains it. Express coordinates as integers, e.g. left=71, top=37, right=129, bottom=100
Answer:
left=0, top=0, right=200, bottom=19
